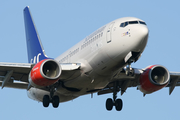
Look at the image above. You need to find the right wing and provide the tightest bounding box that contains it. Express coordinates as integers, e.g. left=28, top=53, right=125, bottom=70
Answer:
left=0, top=62, right=32, bottom=89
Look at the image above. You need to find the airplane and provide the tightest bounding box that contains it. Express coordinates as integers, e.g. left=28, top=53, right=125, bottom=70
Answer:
left=0, top=6, right=180, bottom=111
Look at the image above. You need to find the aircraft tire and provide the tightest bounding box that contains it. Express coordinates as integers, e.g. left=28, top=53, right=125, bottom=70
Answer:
left=115, top=99, right=123, bottom=111
left=43, top=95, right=50, bottom=107
left=106, top=98, right=113, bottom=111
left=52, top=95, right=59, bottom=108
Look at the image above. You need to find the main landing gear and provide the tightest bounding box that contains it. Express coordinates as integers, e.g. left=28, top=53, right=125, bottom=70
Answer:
left=43, top=87, right=60, bottom=108
left=106, top=82, right=123, bottom=111
left=106, top=96, right=123, bottom=111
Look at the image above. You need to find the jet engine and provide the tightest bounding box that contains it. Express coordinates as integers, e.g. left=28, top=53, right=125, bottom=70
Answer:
left=138, top=65, right=170, bottom=94
left=29, top=59, right=62, bottom=88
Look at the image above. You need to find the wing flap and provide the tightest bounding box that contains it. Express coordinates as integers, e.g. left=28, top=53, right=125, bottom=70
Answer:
left=0, top=81, right=28, bottom=89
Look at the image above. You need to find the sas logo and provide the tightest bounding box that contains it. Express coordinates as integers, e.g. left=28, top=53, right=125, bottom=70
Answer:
left=122, top=32, right=129, bottom=36
left=30, top=53, right=41, bottom=63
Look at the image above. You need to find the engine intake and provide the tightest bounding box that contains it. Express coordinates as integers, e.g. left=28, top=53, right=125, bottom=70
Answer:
left=150, top=66, right=169, bottom=85
left=41, top=60, right=61, bottom=79
left=29, top=59, right=62, bottom=88
left=138, top=65, right=170, bottom=94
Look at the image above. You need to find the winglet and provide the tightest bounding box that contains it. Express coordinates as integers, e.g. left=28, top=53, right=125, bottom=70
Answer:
left=23, top=6, right=49, bottom=63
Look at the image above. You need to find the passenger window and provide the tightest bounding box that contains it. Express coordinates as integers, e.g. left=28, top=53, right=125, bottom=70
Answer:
left=101, top=32, right=103, bottom=37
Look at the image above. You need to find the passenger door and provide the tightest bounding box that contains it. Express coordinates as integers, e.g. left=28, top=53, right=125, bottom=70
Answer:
left=106, top=22, right=115, bottom=43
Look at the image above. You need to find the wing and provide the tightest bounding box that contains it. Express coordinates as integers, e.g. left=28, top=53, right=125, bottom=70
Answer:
left=98, top=68, right=141, bottom=96
left=168, top=72, right=180, bottom=95
left=0, top=62, right=81, bottom=89
left=0, top=62, right=32, bottom=89
left=98, top=67, right=180, bottom=96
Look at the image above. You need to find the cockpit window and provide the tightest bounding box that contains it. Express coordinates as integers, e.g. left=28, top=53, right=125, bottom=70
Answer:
left=129, top=21, right=138, bottom=24
left=120, top=23, right=124, bottom=27
left=139, top=21, right=146, bottom=25
left=120, top=20, right=147, bottom=28
left=124, top=22, right=128, bottom=27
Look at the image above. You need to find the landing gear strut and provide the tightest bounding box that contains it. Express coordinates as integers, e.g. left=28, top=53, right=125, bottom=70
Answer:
left=42, top=86, right=60, bottom=108
left=125, top=59, right=135, bottom=76
left=125, top=64, right=134, bottom=76
left=106, top=82, right=123, bottom=111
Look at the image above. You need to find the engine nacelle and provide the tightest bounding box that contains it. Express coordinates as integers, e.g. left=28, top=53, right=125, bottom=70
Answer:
left=138, top=65, right=170, bottom=94
left=29, top=59, right=62, bottom=88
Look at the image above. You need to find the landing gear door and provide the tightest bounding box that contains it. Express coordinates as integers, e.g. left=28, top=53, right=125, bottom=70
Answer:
left=106, top=22, right=115, bottom=43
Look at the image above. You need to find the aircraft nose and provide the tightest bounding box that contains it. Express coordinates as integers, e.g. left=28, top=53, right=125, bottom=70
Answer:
left=137, top=25, right=149, bottom=41
left=140, top=26, right=149, bottom=47
left=130, top=25, right=149, bottom=52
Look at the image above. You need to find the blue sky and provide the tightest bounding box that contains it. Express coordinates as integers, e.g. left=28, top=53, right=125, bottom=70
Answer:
left=1, top=0, right=180, bottom=120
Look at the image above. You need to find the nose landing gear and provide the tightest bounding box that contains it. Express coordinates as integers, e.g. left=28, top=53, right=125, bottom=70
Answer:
left=125, top=63, right=135, bottom=76
left=124, top=51, right=141, bottom=76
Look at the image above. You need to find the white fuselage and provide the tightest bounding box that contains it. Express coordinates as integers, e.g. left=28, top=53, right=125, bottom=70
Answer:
left=28, top=17, right=149, bottom=102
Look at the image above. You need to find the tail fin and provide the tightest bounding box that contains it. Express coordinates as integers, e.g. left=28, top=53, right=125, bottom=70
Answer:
left=23, top=6, right=49, bottom=63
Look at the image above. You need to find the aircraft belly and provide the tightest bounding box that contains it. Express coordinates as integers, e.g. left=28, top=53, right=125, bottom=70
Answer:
left=28, top=88, right=78, bottom=103
left=60, top=72, right=111, bottom=96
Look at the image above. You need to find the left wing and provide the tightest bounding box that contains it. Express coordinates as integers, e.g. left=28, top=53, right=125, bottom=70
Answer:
left=98, top=68, right=141, bottom=96
left=168, top=72, right=180, bottom=94
left=98, top=65, right=180, bottom=96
